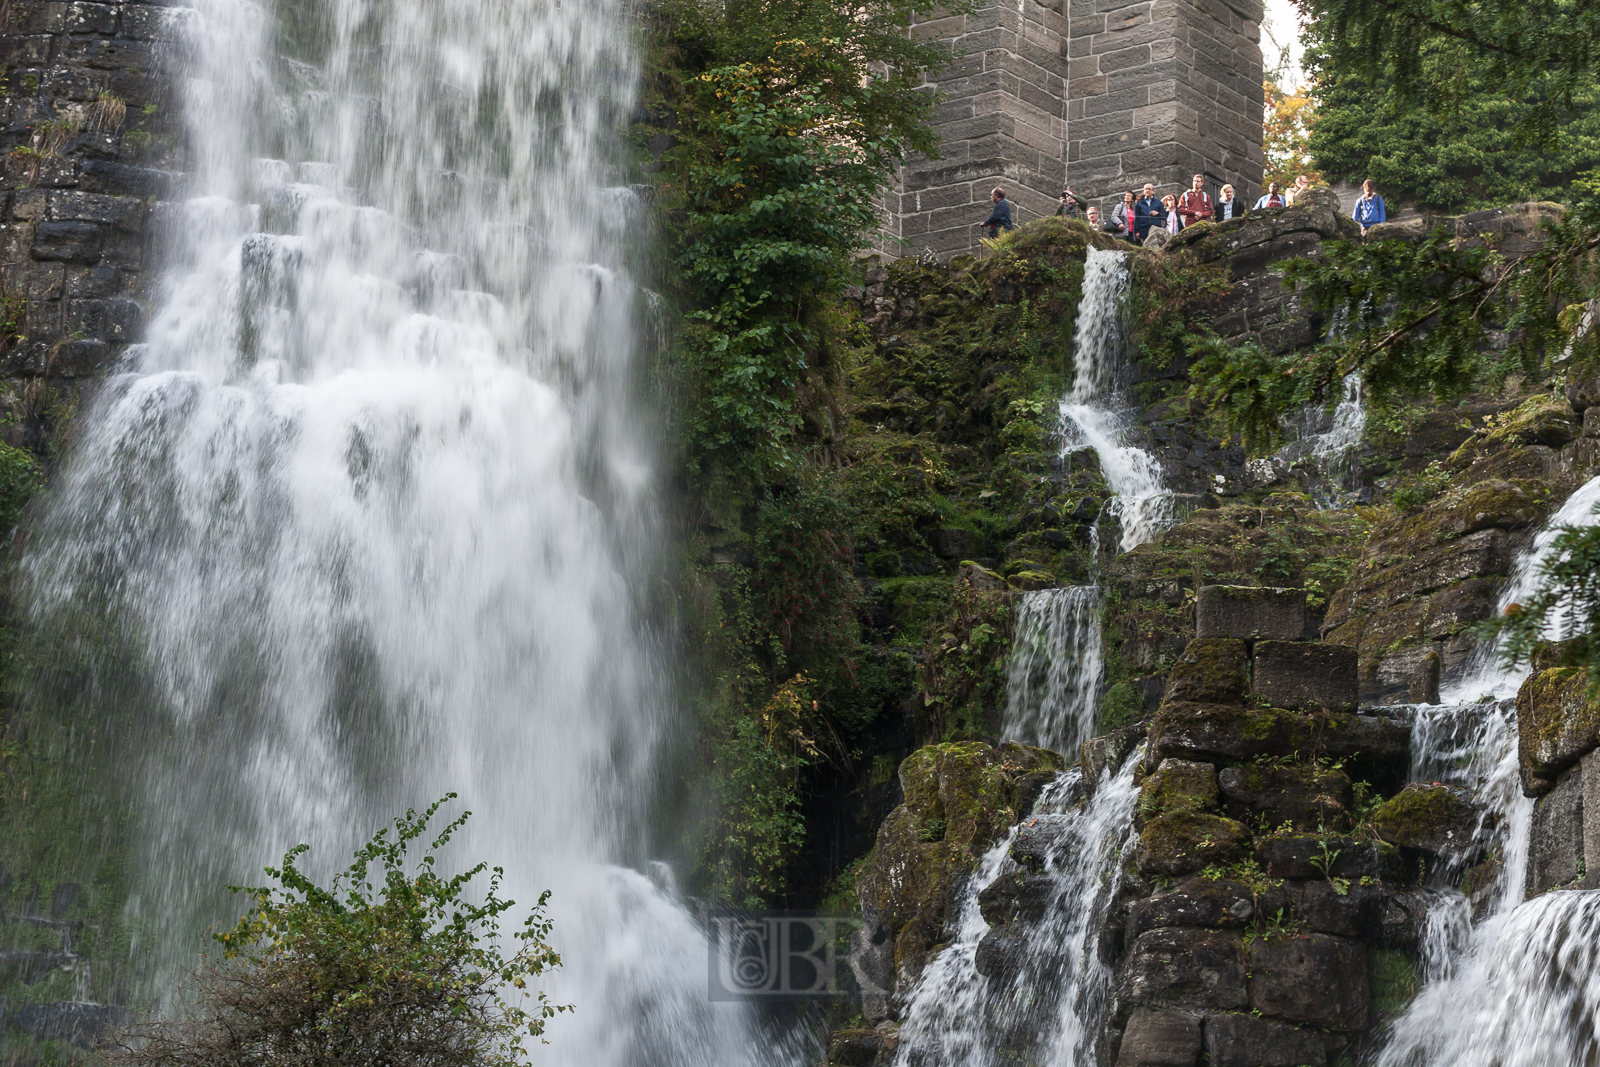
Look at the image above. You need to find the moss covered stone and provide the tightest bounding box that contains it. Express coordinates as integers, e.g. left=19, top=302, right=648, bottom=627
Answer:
left=1370, top=783, right=1483, bottom=859
left=1136, top=812, right=1250, bottom=878
left=1517, top=667, right=1600, bottom=793
left=1162, top=638, right=1248, bottom=704
left=1136, top=758, right=1220, bottom=827
left=1149, top=702, right=1411, bottom=774
left=856, top=741, right=1062, bottom=987
left=1218, top=762, right=1354, bottom=831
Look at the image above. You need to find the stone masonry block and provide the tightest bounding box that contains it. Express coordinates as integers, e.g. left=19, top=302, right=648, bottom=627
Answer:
left=1247, top=934, right=1367, bottom=1030
left=1527, top=765, right=1583, bottom=896
left=1252, top=640, right=1358, bottom=711
left=1518, top=667, right=1600, bottom=794
left=1119, top=928, right=1248, bottom=1015
left=1195, top=585, right=1307, bottom=642
left=1203, top=1014, right=1327, bottom=1067
left=1118, top=1009, right=1202, bottom=1066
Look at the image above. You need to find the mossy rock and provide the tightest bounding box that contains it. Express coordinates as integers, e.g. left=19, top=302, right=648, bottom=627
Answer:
left=856, top=741, right=1063, bottom=988
left=1370, top=783, right=1483, bottom=859
left=1136, top=758, right=1219, bottom=827
left=1517, top=666, right=1600, bottom=793
left=1218, top=762, right=1354, bottom=832
left=1163, top=638, right=1248, bottom=704
left=1136, top=812, right=1250, bottom=878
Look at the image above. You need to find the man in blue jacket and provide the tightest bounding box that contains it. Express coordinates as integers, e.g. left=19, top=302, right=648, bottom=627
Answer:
left=983, top=187, right=1014, bottom=238
left=1133, top=182, right=1163, bottom=242
left=1352, top=179, right=1386, bottom=235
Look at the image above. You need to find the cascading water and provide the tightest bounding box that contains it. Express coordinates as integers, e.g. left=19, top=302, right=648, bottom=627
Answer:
left=890, top=749, right=1144, bottom=1067
left=19, top=1, right=795, bottom=1063
left=1445, top=472, right=1600, bottom=702
left=1274, top=371, right=1365, bottom=508
left=1374, top=480, right=1600, bottom=1065
left=1001, top=249, right=1172, bottom=752
left=1059, top=247, right=1173, bottom=553
left=1003, top=586, right=1103, bottom=754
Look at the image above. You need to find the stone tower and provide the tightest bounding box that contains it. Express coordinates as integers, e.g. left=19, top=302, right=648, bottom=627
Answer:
left=878, top=0, right=1264, bottom=258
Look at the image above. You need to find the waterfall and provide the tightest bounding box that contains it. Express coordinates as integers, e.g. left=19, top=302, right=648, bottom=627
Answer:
left=1000, top=248, right=1171, bottom=751
left=1275, top=371, right=1365, bottom=508
left=1003, top=586, right=1103, bottom=754
left=1444, top=473, right=1600, bottom=702
left=1059, top=247, right=1173, bottom=553
left=18, top=1, right=793, bottom=1063
left=890, top=749, right=1144, bottom=1067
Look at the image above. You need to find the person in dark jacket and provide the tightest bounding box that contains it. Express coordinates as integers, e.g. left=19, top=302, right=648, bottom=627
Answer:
left=1133, top=182, right=1163, bottom=242
left=983, top=187, right=1014, bottom=237
left=1055, top=188, right=1085, bottom=218
left=1352, top=179, right=1386, bottom=235
left=1217, top=183, right=1246, bottom=221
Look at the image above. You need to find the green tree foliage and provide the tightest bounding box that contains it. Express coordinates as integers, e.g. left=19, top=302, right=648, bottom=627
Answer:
left=651, top=0, right=945, bottom=474
left=114, top=797, right=567, bottom=1067
left=0, top=440, right=43, bottom=535
left=1308, top=41, right=1600, bottom=211
left=1297, top=0, right=1600, bottom=144
left=1199, top=1, right=1600, bottom=681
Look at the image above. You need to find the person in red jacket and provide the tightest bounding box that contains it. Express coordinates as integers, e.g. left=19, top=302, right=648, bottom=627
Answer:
left=1176, top=173, right=1213, bottom=228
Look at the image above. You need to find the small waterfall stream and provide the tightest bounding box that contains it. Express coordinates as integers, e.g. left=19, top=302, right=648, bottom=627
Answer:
left=1375, top=474, right=1600, bottom=1064
left=1059, top=247, right=1173, bottom=553
left=1275, top=371, right=1366, bottom=508
left=890, top=750, right=1144, bottom=1066
left=1445, top=472, right=1600, bottom=702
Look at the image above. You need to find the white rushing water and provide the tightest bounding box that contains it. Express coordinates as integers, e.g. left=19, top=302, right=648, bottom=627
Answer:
left=1059, top=247, right=1173, bottom=553
left=20, top=1, right=793, bottom=1063
left=891, top=751, right=1143, bottom=1067
left=1444, top=473, right=1600, bottom=702
left=1275, top=371, right=1365, bottom=508
left=1003, top=586, right=1104, bottom=754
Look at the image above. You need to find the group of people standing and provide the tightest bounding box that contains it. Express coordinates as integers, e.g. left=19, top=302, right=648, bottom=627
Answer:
left=981, top=173, right=1389, bottom=243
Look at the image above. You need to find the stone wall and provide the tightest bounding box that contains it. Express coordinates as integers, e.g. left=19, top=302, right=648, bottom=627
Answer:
left=875, top=0, right=1071, bottom=259
left=881, top=0, right=1264, bottom=260
left=0, top=0, right=177, bottom=418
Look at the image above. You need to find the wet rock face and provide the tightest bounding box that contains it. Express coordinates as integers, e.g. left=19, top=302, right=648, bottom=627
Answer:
left=1118, top=928, right=1249, bottom=1016
left=1202, top=1013, right=1331, bottom=1067
left=9, top=1001, right=131, bottom=1049
left=1117, top=1009, right=1202, bottom=1066
left=1218, top=762, right=1354, bottom=831
left=1124, top=879, right=1266, bottom=941
left=1247, top=934, right=1369, bottom=1030
left=1148, top=702, right=1411, bottom=783
left=1135, top=813, right=1251, bottom=878
left=854, top=741, right=1063, bottom=999
left=1136, top=759, right=1220, bottom=826
left=1162, top=638, right=1248, bottom=704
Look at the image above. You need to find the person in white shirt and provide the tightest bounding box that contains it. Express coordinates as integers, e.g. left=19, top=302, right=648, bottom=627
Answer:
left=1217, top=183, right=1246, bottom=220
left=1254, top=181, right=1286, bottom=210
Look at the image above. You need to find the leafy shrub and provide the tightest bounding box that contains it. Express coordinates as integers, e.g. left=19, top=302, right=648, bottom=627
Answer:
left=114, top=797, right=566, bottom=1067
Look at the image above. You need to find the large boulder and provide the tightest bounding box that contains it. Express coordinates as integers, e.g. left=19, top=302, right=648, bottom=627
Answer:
left=1148, top=703, right=1411, bottom=778
left=1125, top=879, right=1272, bottom=941
left=1518, top=667, right=1600, bottom=794
left=1217, top=762, right=1354, bottom=831
left=856, top=741, right=1063, bottom=988
left=1119, top=928, right=1248, bottom=1016
left=1163, top=638, right=1249, bottom=703
left=1247, top=934, right=1369, bottom=1030
left=1195, top=586, right=1307, bottom=642
left=1136, top=813, right=1250, bottom=878
left=1527, top=767, right=1585, bottom=896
